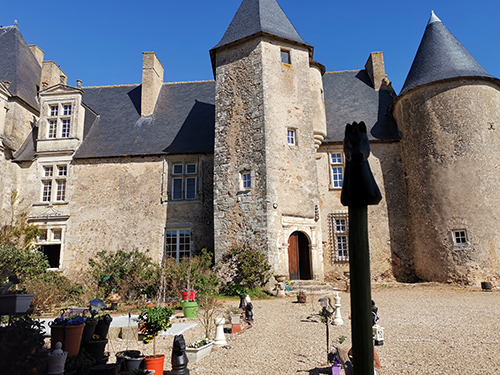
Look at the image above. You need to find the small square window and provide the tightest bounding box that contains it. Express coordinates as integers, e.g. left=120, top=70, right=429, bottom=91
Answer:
left=454, top=230, right=467, bottom=245
left=281, top=50, right=290, bottom=64
left=63, top=105, right=72, bottom=116
left=287, top=129, right=296, bottom=146
left=186, top=164, right=197, bottom=174
left=331, top=153, right=343, bottom=164
left=38, top=230, right=48, bottom=242
left=50, top=105, right=58, bottom=116
left=44, top=166, right=53, bottom=177
left=58, top=166, right=67, bottom=176
left=52, top=229, right=62, bottom=241
left=173, top=164, right=183, bottom=174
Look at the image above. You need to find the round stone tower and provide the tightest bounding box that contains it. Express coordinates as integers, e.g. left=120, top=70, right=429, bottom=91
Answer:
left=391, top=12, right=500, bottom=283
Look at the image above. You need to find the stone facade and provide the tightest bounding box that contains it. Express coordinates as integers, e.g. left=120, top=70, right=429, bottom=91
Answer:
left=2, top=2, right=500, bottom=286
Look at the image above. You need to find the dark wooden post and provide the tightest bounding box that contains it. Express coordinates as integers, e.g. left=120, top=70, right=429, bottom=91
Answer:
left=348, top=206, right=374, bottom=375
left=341, top=122, right=382, bottom=375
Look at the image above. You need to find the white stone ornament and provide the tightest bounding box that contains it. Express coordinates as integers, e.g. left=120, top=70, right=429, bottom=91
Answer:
left=213, top=317, right=227, bottom=346
left=333, top=292, right=344, bottom=326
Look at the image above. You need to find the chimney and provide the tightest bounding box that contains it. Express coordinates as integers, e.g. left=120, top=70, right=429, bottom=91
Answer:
left=141, top=52, right=164, bottom=117
left=28, top=45, right=45, bottom=66
left=41, top=61, right=67, bottom=89
left=365, top=52, right=388, bottom=90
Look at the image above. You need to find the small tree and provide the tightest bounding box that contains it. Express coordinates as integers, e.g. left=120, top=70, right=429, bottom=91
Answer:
left=197, top=294, right=223, bottom=339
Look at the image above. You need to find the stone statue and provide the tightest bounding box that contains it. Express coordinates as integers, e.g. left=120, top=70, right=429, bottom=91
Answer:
left=245, top=302, right=254, bottom=323
left=171, top=334, right=189, bottom=375
left=341, top=121, right=382, bottom=207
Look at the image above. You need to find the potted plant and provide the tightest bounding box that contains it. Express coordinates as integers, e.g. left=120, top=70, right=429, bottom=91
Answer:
left=49, top=309, right=86, bottom=357
left=136, top=305, right=175, bottom=375
left=0, top=316, right=48, bottom=375
left=0, top=275, right=35, bottom=315
left=297, top=290, right=307, bottom=303
left=229, top=310, right=241, bottom=333
left=81, top=309, right=98, bottom=344
left=185, top=295, right=220, bottom=363
left=116, top=350, right=143, bottom=371
left=328, top=350, right=342, bottom=375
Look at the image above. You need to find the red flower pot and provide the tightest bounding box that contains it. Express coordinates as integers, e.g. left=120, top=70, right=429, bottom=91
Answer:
left=144, top=354, right=165, bottom=374
left=189, top=290, right=197, bottom=300
left=181, top=291, right=189, bottom=301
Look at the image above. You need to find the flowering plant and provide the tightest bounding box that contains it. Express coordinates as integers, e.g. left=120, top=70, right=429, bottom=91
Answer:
left=328, top=350, right=342, bottom=366
left=187, top=337, right=212, bottom=349
left=136, top=305, right=175, bottom=355
left=50, top=309, right=86, bottom=326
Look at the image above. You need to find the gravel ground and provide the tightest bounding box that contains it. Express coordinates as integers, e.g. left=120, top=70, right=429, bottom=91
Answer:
left=107, top=284, right=500, bottom=374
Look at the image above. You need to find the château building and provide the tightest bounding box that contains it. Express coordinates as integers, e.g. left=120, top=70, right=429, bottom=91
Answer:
left=1, top=0, right=499, bottom=285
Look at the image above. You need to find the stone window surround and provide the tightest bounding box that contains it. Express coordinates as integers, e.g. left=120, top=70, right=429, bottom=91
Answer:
left=281, top=49, right=291, bottom=64
left=329, top=211, right=349, bottom=262
left=287, top=128, right=297, bottom=146
left=43, top=99, right=77, bottom=140
left=452, top=228, right=469, bottom=246
left=40, top=162, right=69, bottom=203
left=237, top=164, right=254, bottom=193
left=35, top=225, right=65, bottom=270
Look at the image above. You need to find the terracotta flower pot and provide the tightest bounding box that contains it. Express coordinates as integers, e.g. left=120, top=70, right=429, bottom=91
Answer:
left=144, top=354, right=165, bottom=375
left=51, top=324, right=85, bottom=357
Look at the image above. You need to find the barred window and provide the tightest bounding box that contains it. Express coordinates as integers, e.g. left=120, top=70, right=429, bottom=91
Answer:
left=329, top=212, right=349, bottom=261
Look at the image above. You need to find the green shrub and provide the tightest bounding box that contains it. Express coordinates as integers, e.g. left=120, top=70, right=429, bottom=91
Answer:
left=0, top=245, right=49, bottom=286
left=88, top=249, right=161, bottom=301
left=224, top=283, right=247, bottom=296
left=217, top=245, right=272, bottom=291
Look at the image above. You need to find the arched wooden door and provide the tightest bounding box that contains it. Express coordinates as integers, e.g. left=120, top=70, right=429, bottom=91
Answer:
left=288, top=231, right=311, bottom=280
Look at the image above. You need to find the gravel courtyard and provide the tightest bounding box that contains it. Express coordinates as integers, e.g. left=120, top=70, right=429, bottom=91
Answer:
left=108, top=283, right=500, bottom=374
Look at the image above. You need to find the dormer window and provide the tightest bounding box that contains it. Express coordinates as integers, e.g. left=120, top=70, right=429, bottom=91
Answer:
left=45, top=103, right=73, bottom=139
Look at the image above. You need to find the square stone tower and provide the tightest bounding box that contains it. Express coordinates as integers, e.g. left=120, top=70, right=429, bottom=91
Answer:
left=210, top=0, right=325, bottom=280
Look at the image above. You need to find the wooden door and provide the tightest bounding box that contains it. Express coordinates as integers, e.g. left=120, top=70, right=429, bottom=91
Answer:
left=288, top=233, right=300, bottom=280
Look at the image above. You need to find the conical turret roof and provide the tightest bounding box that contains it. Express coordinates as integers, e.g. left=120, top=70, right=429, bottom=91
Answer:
left=212, top=0, right=310, bottom=52
left=400, top=11, right=493, bottom=94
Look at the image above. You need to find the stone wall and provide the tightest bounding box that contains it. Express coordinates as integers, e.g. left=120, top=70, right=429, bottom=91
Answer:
left=393, top=79, right=500, bottom=284
left=317, top=142, right=410, bottom=283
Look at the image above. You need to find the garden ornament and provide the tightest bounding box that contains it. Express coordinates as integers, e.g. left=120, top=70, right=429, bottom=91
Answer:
left=341, top=121, right=381, bottom=375
left=213, top=318, right=228, bottom=346
left=171, top=334, right=189, bottom=375
left=245, top=302, right=254, bottom=323
left=238, top=294, right=246, bottom=309
left=89, top=298, right=105, bottom=311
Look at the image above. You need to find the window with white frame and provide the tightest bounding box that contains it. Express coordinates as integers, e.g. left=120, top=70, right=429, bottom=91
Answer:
left=453, top=230, right=468, bottom=245
left=287, top=128, right=296, bottom=146
left=41, top=164, right=68, bottom=203
left=330, top=152, right=344, bottom=189
left=46, top=103, right=72, bottom=139
left=165, top=229, right=191, bottom=261
left=36, top=227, right=63, bottom=268
left=329, top=212, right=349, bottom=261
left=171, top=163, right=197, bottom=200
left=241, top=171, right=251, bottom=190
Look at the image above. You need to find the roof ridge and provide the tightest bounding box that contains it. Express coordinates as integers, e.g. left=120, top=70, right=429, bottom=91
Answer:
left=325, top=69, right=362, bottom=75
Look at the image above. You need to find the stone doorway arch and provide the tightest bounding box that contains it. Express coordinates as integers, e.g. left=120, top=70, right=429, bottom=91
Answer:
left=288, top=231, right=312, bottom=280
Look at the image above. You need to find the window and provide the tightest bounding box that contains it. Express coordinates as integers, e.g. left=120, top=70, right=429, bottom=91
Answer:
left=171, top=163, right=197, bottom=200
left=46, top=103, right=73, bottom=139
left=241, top=171, right=251, bottom=190
left=165, top=229, right=191, bottom=261
left=281, top=49, right=290, bottom=64
left=329, top=212, right=349, bottom=261
left=36, top=228, right=63, bottom=268
left=41, top=164, right=68, bottom=203
left=62, top=119, right=71, bottom=138
left=330, top=152, right=344, bottom=189
left=287, top=129, right=296, bottom=146
left=453, top=230, right=468, bottom=245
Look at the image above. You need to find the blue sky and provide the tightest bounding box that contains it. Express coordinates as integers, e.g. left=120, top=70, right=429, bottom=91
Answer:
left=2, top=0, right=499, bottom=94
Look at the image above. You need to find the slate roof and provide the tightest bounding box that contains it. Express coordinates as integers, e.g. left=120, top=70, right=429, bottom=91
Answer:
left=73, top=81, right=215, bottom=159
left=401, top=11, right=493, bottom=94
left=323, top=70, right=398, bottom=142
left=212, top=0, right=310, bottom=51
left=0, top=25, right=41, bottom=110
